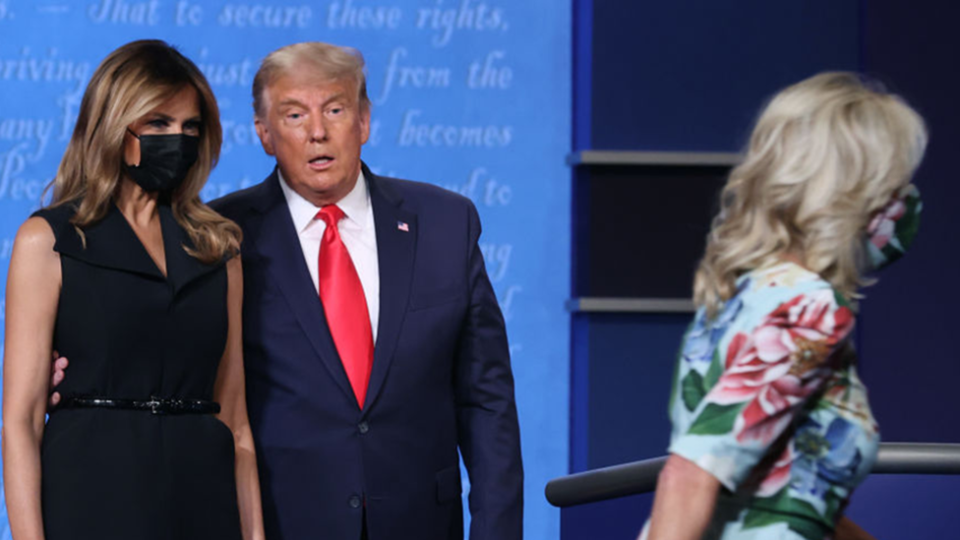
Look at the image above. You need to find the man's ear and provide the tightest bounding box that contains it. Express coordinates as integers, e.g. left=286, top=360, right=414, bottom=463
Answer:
left=255, top=117, right=276, bottom=156
left=359, top=106, right=371, bottom=145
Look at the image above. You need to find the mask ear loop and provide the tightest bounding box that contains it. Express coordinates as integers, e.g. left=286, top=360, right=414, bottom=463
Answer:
left=125, top=128, right=142, bottom=168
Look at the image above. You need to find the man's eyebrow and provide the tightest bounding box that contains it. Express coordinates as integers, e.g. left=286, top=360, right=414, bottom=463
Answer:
left=277, top=94, right=349, bottom=107
left=277, top=98, right=308, bottom=109
left=322, top=93, right=347, bottom=106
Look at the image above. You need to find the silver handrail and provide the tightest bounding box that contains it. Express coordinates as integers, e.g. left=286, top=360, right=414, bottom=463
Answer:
left=545, top=442, right=960, bottom=508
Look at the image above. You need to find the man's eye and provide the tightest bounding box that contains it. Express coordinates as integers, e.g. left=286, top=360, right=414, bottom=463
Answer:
left=287, top=113, right=303, bottom=120
left=329, top=108, right=343, bottom=115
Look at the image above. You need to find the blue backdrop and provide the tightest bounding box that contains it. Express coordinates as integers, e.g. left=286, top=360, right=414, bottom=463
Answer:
left=0, top=1, right=571, bottom=538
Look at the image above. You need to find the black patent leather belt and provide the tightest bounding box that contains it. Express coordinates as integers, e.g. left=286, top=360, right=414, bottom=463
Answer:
left=59, top=396, right=220, bottom=415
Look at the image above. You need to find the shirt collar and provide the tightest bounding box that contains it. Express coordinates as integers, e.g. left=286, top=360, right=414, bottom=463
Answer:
left=277, top=167, right=371, bottom=233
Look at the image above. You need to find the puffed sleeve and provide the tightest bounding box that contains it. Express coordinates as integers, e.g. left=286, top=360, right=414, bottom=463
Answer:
left=669, top=287, right=855, bottom=491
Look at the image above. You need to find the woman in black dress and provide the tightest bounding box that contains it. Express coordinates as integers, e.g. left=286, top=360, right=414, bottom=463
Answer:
left=2, top=40, right=264, bottom=540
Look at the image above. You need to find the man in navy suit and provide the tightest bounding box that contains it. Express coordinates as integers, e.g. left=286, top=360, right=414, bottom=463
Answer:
left=211, top=42, right=523, bottom=540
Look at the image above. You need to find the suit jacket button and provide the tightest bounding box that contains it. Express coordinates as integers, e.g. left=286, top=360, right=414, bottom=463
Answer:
left=349, top=495, right=362, bottom=509
left=358, top=421, right=369, bottom=434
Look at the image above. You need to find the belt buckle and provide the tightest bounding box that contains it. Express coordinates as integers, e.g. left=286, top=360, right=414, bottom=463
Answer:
left=147, top=397, right=163, bottom=415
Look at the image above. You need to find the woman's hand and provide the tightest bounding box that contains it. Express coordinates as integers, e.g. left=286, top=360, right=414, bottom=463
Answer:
left=48, top=353, right=69, bottom=408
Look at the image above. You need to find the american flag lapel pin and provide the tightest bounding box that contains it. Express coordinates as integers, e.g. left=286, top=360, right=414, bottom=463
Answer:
left=397, top=220, right=410, bottom=232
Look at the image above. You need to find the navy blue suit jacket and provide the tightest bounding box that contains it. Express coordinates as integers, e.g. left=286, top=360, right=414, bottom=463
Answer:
left=211, top=164, right=523, bottom=540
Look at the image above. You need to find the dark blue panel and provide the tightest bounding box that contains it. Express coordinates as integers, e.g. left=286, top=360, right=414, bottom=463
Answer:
left=565, top=2, right=959, bottom=539
left=845, top=475, right=960, bottom=537
left=561, top=493, right=652, bottom=540
left=585, top=313, right=689, bottom=469
left=590, top=0, right=860, bottom=150
left=578, top=164, right=726, bottom=298
left=856, top=0, right=960, bottom=442
left=570, top=314, right=592, bottom=474
left=573, top=0, right=593, bottom=150
left=570, top=167, right=592, bottom=299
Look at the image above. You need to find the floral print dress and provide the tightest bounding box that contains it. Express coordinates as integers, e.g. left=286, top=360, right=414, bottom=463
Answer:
left=643, top=262, right=880, bottom=540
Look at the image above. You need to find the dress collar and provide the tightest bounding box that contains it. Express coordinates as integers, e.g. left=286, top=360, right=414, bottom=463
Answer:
left=52, top=202, right=223, bottom=295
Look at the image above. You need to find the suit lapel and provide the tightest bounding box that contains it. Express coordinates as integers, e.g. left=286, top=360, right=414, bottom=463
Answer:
left=363, top=165, right=417, bottom=413
left=247, top=171, right=356, bottom=404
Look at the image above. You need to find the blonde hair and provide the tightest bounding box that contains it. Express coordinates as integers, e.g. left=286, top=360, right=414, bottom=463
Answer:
left=47, top=39, right=240, bottom=263
left=252, top=41, right=369, bottom=117
left=694, top=72, right=927, bottom=317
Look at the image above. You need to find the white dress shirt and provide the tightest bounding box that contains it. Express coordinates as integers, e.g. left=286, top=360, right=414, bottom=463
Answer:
left=278, top=169, right=380, bottom=343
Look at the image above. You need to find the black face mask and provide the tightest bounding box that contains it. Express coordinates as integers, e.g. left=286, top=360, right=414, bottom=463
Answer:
left=124, top=129, right=199, bottom=193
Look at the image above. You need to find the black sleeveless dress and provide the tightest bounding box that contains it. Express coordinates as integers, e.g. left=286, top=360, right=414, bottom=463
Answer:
left=34, top=203, right=242, bottom=540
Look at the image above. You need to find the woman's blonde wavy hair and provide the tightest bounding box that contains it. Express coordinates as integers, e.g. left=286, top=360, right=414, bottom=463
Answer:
left=694, top=72, right=927, bottom=318
left=46, top=39, right=240, bottom=263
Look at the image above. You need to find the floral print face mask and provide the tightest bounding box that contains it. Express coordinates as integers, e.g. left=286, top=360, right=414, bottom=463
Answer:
left=865, top=184, right=921, bottom=271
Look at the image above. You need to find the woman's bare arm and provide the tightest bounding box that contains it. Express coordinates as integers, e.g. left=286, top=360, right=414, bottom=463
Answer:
left=2, top=217, right=62, bottom=540
left=834, top=516, right=876, bottom=540
left=214, top=256, right=265, bottom=540
left=644, top=453, right=721, bottom=540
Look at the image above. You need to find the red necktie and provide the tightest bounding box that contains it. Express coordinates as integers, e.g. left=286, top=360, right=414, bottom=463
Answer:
left=316, top=205, right=374, bottom=408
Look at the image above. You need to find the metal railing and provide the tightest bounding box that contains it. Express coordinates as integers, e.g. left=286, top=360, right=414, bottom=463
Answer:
left=545, top=442, right=960, bottom=508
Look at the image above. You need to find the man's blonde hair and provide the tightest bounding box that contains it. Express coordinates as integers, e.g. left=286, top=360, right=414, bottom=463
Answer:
left=252, top=42, right=370, bottom=117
